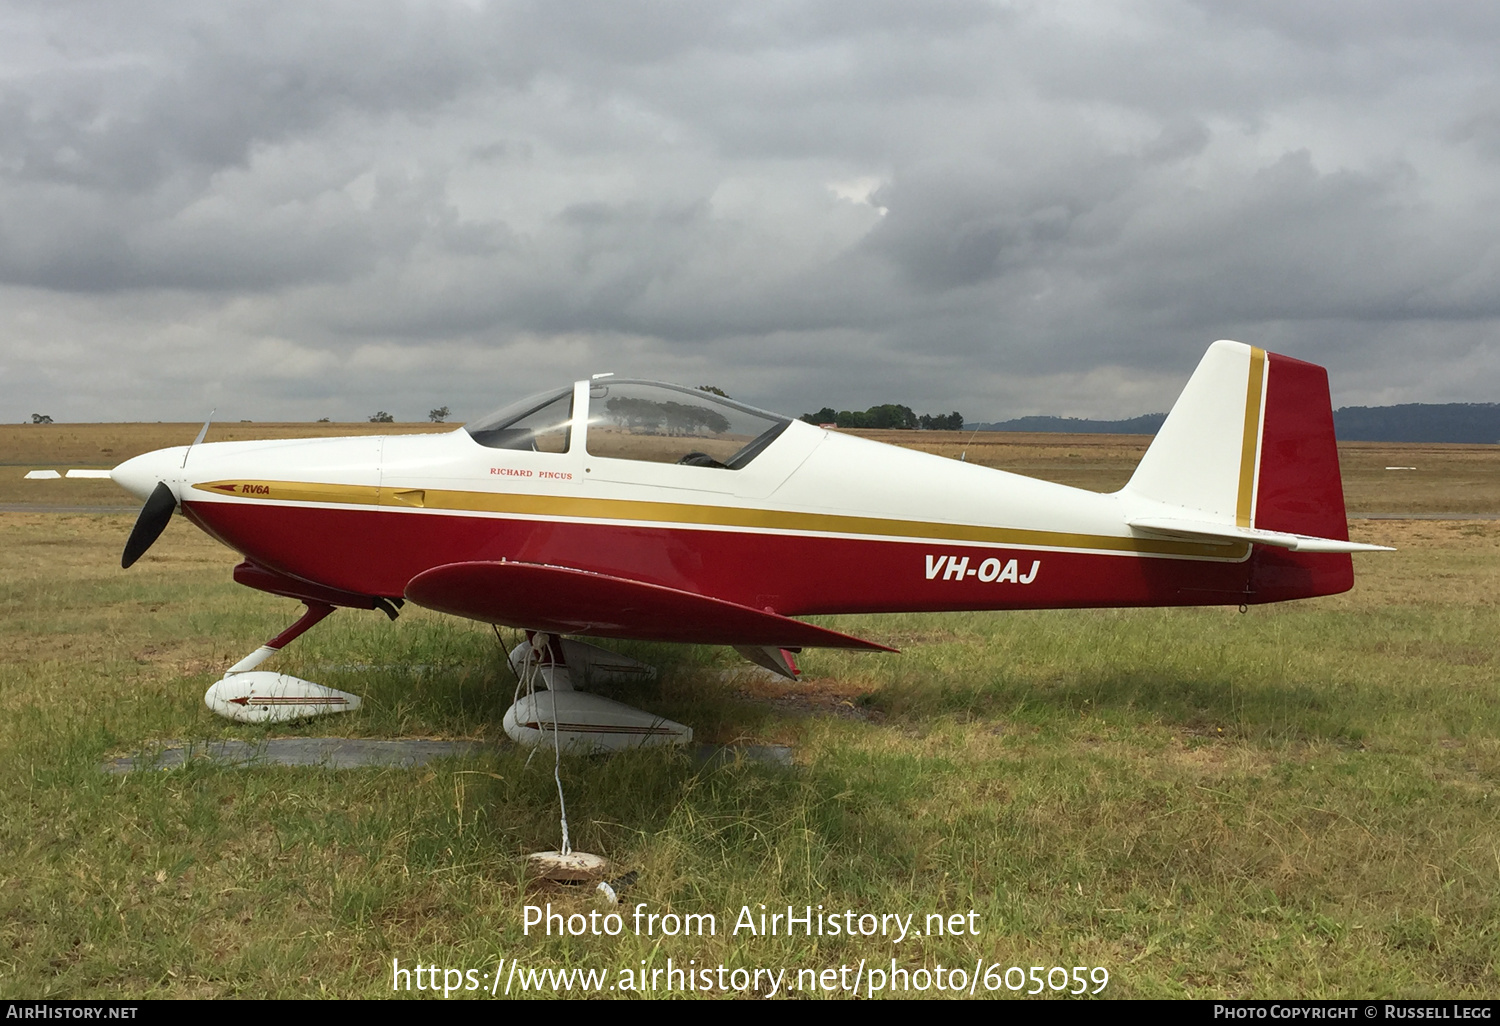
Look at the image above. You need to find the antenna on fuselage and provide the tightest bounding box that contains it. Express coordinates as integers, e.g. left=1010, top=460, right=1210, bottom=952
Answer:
left=959, top=424, right=981, bottom=463
left=182, top=408, right=216, bottom=468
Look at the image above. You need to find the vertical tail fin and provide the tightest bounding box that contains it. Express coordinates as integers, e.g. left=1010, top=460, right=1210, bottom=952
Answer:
left=1124, top=339, right=1350, bottom=538
left=1123, top=339, right=1356, bottom=599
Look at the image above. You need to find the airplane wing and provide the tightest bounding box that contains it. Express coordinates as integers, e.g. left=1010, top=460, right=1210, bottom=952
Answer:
left=403, top=560, right=897, bottom=651
left=1127, top=517, right=1394, bottom=553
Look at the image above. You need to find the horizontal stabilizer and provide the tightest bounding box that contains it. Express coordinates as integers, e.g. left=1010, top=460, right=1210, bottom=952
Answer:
left=404, top=560, right=897, bottom=651
left=1128, top=517, right=1393, bottom=554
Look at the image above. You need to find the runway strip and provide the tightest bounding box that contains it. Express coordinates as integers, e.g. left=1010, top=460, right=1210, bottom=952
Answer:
left=103, top=738, right=793, bottom=774
left=1350, top=512, right=1500, bottom=520
left=0, top=504, right=136, bottom=513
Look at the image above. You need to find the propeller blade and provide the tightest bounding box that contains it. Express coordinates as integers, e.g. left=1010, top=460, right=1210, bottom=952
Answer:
left=122, top=481, right=178, bottom=569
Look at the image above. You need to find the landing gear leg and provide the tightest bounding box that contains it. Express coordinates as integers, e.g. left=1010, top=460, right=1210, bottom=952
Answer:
left=505, top=633, right=658, bottom=692
left=224, top=601, right=336, bottom=675
left=508, top=630, right=574, bottom=691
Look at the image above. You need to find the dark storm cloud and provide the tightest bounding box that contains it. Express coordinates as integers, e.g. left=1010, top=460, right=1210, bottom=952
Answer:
left=1, top=0, right=1499, bottom=424
left=2, top=3, right=498, bottom=194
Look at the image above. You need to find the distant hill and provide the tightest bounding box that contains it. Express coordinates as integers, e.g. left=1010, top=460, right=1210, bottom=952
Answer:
left=1332, top=403, right=1500, bottom=444
left=970, top=404, right=1500, bottom=444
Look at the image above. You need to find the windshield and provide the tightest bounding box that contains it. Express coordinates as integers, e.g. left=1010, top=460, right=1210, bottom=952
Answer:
left=585, top=381, right=789, bottom=469
left=464, top=388, right=573, bottom=452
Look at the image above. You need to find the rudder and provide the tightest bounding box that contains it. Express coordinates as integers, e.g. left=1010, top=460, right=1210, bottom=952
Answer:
left=1253, top=352, right=1349, bottom=541
left=1247, top=350, right=1353, bottom=599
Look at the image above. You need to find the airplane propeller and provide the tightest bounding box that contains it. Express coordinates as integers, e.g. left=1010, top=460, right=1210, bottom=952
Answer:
left=118, top=409, right=213, bottom=569
left=122, top=481, right=178, bottom=569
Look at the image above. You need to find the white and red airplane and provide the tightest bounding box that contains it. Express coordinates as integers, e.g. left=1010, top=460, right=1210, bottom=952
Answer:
left=110, top=340, right=1388, bottom=747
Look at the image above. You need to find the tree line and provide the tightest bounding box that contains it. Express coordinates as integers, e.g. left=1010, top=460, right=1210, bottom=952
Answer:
left=1332, top=403, right=1500, bottom=444
left=799, top=404, right=964, bottom=430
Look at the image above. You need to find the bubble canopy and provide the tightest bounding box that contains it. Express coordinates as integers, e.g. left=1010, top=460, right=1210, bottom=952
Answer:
left=464, top=381, right=791, bottom=469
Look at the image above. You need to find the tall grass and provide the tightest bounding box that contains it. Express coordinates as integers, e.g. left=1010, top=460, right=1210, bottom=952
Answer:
left=0, top=514, right=1495, bottom=997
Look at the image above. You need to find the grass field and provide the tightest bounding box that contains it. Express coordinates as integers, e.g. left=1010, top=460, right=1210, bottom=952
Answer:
left=0, top=426, right=1497, bottom=999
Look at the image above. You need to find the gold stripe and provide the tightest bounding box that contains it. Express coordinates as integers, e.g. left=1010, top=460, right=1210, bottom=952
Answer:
left=203, top=480, right=382, bottom=506
left=1236, top=347, right=1267, bottom=528
left=193, top=479, right=1247, bottom=559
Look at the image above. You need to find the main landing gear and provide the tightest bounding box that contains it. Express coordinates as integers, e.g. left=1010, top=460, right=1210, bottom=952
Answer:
left=203, top=601, right=364, bottom=723
left=202, top=568, right=798, bottom=752
left=200, top=601, right=699, bottom=753
left=501, top=632, right=691, bottom=754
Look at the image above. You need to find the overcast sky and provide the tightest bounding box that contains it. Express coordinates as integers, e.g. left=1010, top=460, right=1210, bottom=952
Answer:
left=2, top=0, right=1498, bottom=425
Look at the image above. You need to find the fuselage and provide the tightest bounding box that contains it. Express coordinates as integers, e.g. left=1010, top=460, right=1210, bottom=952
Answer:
left=111, top=374, right=1348, bottom=621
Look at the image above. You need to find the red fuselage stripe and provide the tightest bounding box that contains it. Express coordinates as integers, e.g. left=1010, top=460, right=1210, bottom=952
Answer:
left=183, top=501, right=1351, bottom=619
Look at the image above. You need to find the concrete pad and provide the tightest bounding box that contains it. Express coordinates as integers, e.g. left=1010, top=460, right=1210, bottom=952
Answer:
left=693, top=744, right=794, bottom=769
left=103, top=739, right=794, bottom=773
left=0, top=505, right=137, bottom=513
left=1351, top=512, right=1500, bottom=520
left=104, top=738, right=489, bottom=774
left=23, top=470, right=61, bottom=479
